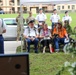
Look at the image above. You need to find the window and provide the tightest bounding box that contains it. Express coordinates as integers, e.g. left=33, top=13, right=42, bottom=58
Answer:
left=4, top=19, right=17, bottom=25
left=0, top=0, right=2, bottom=2
left=23, top=7, right=27, bottom=13
left=62, top=6, right=64, bottom=9
left=68, top=5, right=70, bottom=9
left=10, top=0, right=14, bottom=3
left=42, top=7, right=47, bottom=12
left=17, top=0, right=20, bottom=5
left=57, top=6, right=60, bottom=10
left=72, top=5, right=75, bottom=10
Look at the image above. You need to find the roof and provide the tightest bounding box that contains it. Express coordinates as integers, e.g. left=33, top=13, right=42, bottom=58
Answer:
left=20, top=0, right=71, bottom=5
left=66, top=0, right=76, bottom=4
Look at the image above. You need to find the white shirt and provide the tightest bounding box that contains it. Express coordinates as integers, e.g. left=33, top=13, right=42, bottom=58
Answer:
left=23, top=26, right=39, bottom=37
left=62, top=15, right=72, bottom=22
left=35, top=13, right=47, bottom=21
left=50, top=13, right=60, bottom=23
left=0, top=19, right=6, bottom=34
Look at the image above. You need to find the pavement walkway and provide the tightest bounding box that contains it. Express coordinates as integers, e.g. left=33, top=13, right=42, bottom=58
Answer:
left=4, top=41, right=21, bottom=54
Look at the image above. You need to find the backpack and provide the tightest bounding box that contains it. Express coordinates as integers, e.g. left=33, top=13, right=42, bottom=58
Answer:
left=26, top=26, right=37, bottom=36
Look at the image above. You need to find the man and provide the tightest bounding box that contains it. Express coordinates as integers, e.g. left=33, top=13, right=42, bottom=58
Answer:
left=35, top=8, right=47, bottom=28
left=53, top=22, right=69, bottom=52
left=62, top=11, right=72, bottom=25
left=50, top=9, right=60, bottom=29
left=22, top=11, right=35, bottom=50
left=26, top=11, right=35, bottom=24
left=23, top=19, right=39, bottom=53
left=16, top=11, right=25, bottom=41
left=0, top=18, right=6, bottom=54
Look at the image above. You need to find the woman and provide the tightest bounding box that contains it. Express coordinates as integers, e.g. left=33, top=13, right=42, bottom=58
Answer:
left=53, top=22, right=69, bottom=52
left=39, top=24, right=53, bottom=53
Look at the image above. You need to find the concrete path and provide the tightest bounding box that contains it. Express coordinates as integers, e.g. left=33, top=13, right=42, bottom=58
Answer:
left=4, top=41, right=21, bottom=54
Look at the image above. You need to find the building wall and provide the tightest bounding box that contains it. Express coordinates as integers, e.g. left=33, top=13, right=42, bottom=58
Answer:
left=2, top=0, right=11, bottom=13
left=0, top=0, right=76, bottom=13
left=55, top=4, right=76, bottom=11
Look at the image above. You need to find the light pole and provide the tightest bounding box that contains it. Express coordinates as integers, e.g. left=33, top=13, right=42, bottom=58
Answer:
left=20, top=4, right=24, bottom=52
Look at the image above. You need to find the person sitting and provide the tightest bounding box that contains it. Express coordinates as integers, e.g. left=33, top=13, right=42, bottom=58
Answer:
left=23, top=19, right=39, bottom=53
left=38, top=21, right=45, bottom=33
left=53, top=22, right=69, bottom=52
left=39, top=24, right=53, bottom=53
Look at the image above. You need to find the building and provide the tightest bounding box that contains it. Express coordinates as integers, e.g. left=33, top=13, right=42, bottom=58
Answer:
left=0, top=0, right=76, bottom=13
left=0, top=0, right=54, bottom=13
left=56, top=4, right=76, bottom=11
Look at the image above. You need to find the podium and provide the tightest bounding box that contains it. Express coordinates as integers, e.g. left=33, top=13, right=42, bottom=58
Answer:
left=0, top=53, right=29, bottom=75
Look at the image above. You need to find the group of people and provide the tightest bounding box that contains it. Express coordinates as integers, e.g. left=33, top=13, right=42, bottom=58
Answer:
left=16, top=8, right=73, bottom=53
left=0, top=8, right=74, bottom=54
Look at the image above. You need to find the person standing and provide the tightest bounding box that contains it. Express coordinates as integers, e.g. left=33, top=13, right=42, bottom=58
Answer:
left=16, top=11, right=25, bottom=41
left=26, top=11, right=35, bottom=24
left=0, top=18, right=6, bottom=54
left=35, top=8, right=47, bottom=28
left=50, top=9, right=60, bottom=29
left=62, top=11, right=72, bottom=25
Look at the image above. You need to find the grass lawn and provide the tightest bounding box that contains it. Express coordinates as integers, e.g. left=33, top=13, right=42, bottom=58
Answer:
left=29, top=53, right=76, bottom=75
left=17, top=46, right=76, bottom=75
left=0, top=12, right=76, bottom=29
left=1, top=13, right=76, bottom=75
left=17, top=49, right=76, bottom=75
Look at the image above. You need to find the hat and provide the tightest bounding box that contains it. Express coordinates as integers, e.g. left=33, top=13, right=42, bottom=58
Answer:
left=53, top=9, right=56, bottom=12
left=39, top=8, right=42, bottom=11
left=28, top=19, right=35, bottom=24
left=65, top=11, right=68, bottom=14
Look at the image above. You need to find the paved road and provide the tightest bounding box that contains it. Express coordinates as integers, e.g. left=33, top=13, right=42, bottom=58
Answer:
left=4, top=41, right=21, bottom=54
